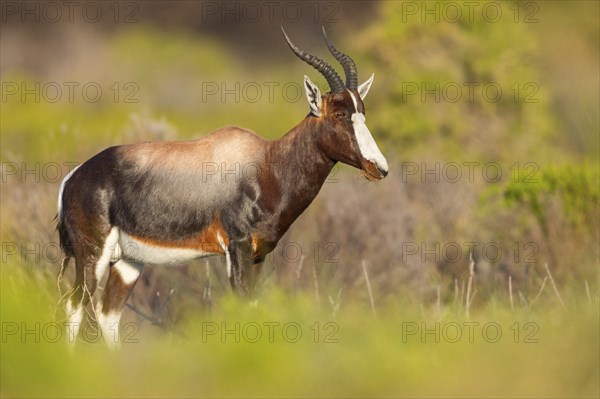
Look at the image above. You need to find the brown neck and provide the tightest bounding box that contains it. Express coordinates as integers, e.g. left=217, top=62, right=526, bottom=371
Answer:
left=264, top=116, right=336, bottom=236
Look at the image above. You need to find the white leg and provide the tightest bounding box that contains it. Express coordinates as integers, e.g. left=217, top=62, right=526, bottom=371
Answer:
left=97, top=306, right=122, bottom=350
left=217, top=233, right=232, bottom=278
left=65, top=300, right=84, bottom=347
left=96, top=227, right=121, bottom=283
left=98, top=259, right=143, bottom=349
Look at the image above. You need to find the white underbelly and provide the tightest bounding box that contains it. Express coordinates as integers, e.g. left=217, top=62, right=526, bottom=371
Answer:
left=118, top=231, right=210, bottom=265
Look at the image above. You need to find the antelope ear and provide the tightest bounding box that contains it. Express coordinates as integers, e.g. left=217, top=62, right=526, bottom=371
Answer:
left=358, top=73, right=374, bottom=100
left=304, top=75, right=322, bottom=116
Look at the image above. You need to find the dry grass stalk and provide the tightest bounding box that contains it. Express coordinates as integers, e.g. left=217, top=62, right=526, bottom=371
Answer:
left=530, top=276, right=548, bottom=306
left=469, top=290, right=477, bottom=307
left=544, top=263, right=567, bottom=310
left=203, top=260, right=212, bottom=309
left=361, top=260, right=376, bottom=317
left=460, top=279, right=465, bottom=309
left=54, top=257, right=74, bottom=321
left=328, top=288, right=343, bottom=319
left=584, top=280, right=592, bottom=304
left=465, top=252, right=475, bottom=318
left=454, top=278, right=459, bottom=305
left=518, top=290, right=528, bottom=309
left=295, top=255, right=305, bottom=290
left=56, top=257, right=69, bottom=301
left=312, top=262, right=321, bottom=307
left=83, top=268, right=99, bottom=333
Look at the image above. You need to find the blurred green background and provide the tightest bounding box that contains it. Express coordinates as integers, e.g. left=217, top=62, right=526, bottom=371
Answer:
left=1, top=1, right=598, bottom=397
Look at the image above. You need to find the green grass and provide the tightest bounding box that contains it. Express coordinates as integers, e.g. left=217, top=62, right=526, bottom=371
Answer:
left=1, top=263, right=598, bottom=398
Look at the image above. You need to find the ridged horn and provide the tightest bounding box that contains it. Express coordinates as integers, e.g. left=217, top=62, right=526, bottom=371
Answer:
left=322, top=26, right=358, bottom=89
left=281, top=26, right=345, bottom=93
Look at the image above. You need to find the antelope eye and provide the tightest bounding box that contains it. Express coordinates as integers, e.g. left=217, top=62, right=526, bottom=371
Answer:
left=334, top=111, right=346, bottom=119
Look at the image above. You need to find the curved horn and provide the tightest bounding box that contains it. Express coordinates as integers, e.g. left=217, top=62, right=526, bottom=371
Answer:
left=281, top=26, right=345, bottom=93
left=321, top=26, right=358, bottom=89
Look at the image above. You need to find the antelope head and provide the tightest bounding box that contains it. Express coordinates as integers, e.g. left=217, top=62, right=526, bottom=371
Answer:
left=282, top=26, right=389, bottom=181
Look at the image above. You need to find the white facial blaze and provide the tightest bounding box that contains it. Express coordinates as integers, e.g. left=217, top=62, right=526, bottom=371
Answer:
left=347, top=90, right=388, bottom=173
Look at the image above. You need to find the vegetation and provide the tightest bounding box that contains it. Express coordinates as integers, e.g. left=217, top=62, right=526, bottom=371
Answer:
left=1, top=262, right=598, bottom=398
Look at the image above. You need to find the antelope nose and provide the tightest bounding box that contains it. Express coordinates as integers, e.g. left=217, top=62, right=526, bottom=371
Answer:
left=377, top=165, right=388, bottom=178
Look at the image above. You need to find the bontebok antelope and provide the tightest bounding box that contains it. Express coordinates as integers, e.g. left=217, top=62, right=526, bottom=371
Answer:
left=57, top=27, right=388, bottom=347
